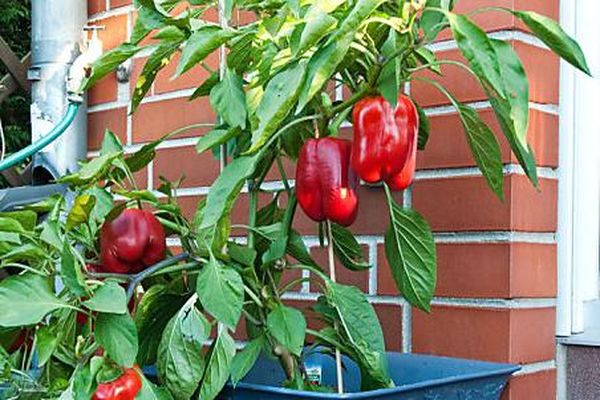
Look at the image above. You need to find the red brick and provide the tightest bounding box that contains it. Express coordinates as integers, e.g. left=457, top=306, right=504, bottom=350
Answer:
left=417, top=109, right=558, bottom=170
left=412, top=176, right=557, bottom=233
left=510, top=308, right=555, bottom=363
left=88, top=0, right=106, bottom=16
left=88, top=108, right=128, bottom=150
left=132, top=166, right=148, bottom=189
left=501, top=369, right=556, bottom=400
left=411, top=44, right=559, bottom=107
left=110, top=0, right=131, bottom=8
left=88, top=75, right=118, bottom=106
left=132, top=97, right=215, bottom=143
left=155, top=52, right=219, bottom=94
left=412, top=306, right=555, bottom=363
left=294, top=186, right=404, bottom=236
left=510, top=243, right=556, bottom=298
left=379, top=242, right=556, bottom=298
left=310, top=246, right=370, bottom=293
left=95, top=14, right=128, bottom=51
left=153, top=146, right=219, bottom=188
left=374, top=304, right=403, bottom=352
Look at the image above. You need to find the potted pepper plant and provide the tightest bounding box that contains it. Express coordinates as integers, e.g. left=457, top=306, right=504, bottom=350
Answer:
left=0, top=0, right=590, bottom=399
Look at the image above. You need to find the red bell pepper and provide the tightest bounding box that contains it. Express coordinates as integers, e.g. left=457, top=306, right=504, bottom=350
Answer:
left=296, top=137, right=359, bottom=227
left=92, top=368, right=142, bottom=400
left=100, top=209, right=166, bottom=274
left=351, top=94, right=419, bottom=190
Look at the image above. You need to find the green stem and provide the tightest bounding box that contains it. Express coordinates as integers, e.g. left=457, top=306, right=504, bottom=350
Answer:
left=244, top=284, right=264, bottom=307
left=330, top=85, right=372, bottom=115
left=408, top=59, right=477, bottom=78
left=276, top=155, right=291, bottom=194
left=247, top=185, right=258, bottom=249
left=242, top=308, right=262, bottom=326
left=279, top=277, right=311, bottom=294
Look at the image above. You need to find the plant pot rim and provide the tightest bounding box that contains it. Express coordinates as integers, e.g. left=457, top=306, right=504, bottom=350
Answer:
left=227, top=352, right=520, bottom=398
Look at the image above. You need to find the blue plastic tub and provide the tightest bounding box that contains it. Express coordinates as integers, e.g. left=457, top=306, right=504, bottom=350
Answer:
left=219, top=351, right=520, bottom=400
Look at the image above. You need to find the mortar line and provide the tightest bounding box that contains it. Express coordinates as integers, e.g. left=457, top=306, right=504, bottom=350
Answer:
left=427, top=29, right=547, bottom=53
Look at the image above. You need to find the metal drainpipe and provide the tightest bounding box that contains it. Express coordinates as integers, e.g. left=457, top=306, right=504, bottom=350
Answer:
left=30, top=0, right=87, bottom=183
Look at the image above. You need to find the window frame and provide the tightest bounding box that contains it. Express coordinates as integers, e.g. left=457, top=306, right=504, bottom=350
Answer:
left=556, top=0, right=600, bottom=338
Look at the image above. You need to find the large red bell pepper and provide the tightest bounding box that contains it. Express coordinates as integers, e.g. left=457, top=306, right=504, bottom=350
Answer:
left=100, top=209, right=166, bottom=274
left=92, top=368, right=142, bottom=400
left=296, top=137, right=359, bottom=227
left=351, top=94, right=419, bottom=190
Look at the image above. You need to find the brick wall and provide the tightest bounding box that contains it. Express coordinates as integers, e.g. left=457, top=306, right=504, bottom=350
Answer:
left=87, top=1, right=560, bottom=398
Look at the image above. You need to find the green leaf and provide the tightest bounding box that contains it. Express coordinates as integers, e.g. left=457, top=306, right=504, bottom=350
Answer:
left=0, top=232, right=20, bottom=245
left=326, top=282, right=392, bottom=390
left=59, top=152, right=122, bottom=186
left=1, top=243, right=47, bottom=262
left=196, top=128, right=241, bottom=154
left=384, top=191, right=436, bottom=312
left=0, top=216, right=25, bottom=233
left=487, top=39, right=538, bottom=188
left=414, top=47, right=441, bottom=75
left=296, top=0, right=385, bottom=111
left=137, top=372, right=175, bottom=400
left=230, top=336, right=265, bottom=386
left=0, top=211, right=37, bottom=231
left=175, top=26, right=235, bottom=77
left=249, top=62, right=306, bottom=153
left=0, top=274, right=67, bottom=327
left=66, top=194, right=96, bottom=230
left=72, top=357, right=104, bottom=399
left=227, top=32, right=256, bottom=75
left=296, top=5, right=338, bottom=55
left=199, top=154, right=259, bottom=231
left=191, top=72, right=219, bottom=100
left=153, top=25, right=186, bottom=42
left=378, top=29, right=402, bottom=107
left=490, top=39, right=529, bottom=147
left=196, top=252, right=244, bottom=328
left=228, top=242, right=257, bottom=267
left=83, top=281, right=127, bottom=314
left=210, top=69, right=247, bottom=129
left=157, top=295, right=210, bottom=400
left=40, top=221, right=62, bottom=249
left=415, top=102, right=430, bottom=150
left=36, top=324, right=59, bottom=366
left=95, top=312, right=139, bottom=367
left=136, top=285, right=188, bottom=366
left=512, top=10, right=590, bottom=75
left=459, top=104, right=504, bottom=199
left=428, top=81, right=504, bottom=198
left=267, top=305, right=306, bottom=356
left=197, top=328, right=236, bottom=400
left=288, top=229, right=319, bottom=268
left=132, top=41, right=182, bottom=112
left=447, top=13, right=506, bottom=99
left=100, top=130, right=124, bottom=156
left=331, top=223, right=370, bottom=271
left=88, top=186, right=115, bottom=222
left=83, top=44, right=143, bottom=90
left=489, top=95, right=538, bottom=188
left=421, top=0, right=454, bottom=41
left=61, top=242, right=89, bottom=298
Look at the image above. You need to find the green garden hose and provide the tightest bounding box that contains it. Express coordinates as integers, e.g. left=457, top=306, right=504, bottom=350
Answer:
left=0, top=102, right=81, bottom=172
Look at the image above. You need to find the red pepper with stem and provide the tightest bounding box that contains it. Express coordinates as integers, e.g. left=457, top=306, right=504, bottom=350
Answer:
left=92, top=367, right=142, bottom=400
left=296, top=137, right=359, bottom=227
left=100, top=209, right=166, bottom=274
left=351, top=94, right=419, bottom=190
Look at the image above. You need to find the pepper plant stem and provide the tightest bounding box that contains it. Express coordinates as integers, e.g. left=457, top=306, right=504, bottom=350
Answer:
left=326, top=220, right=344, bottom=394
